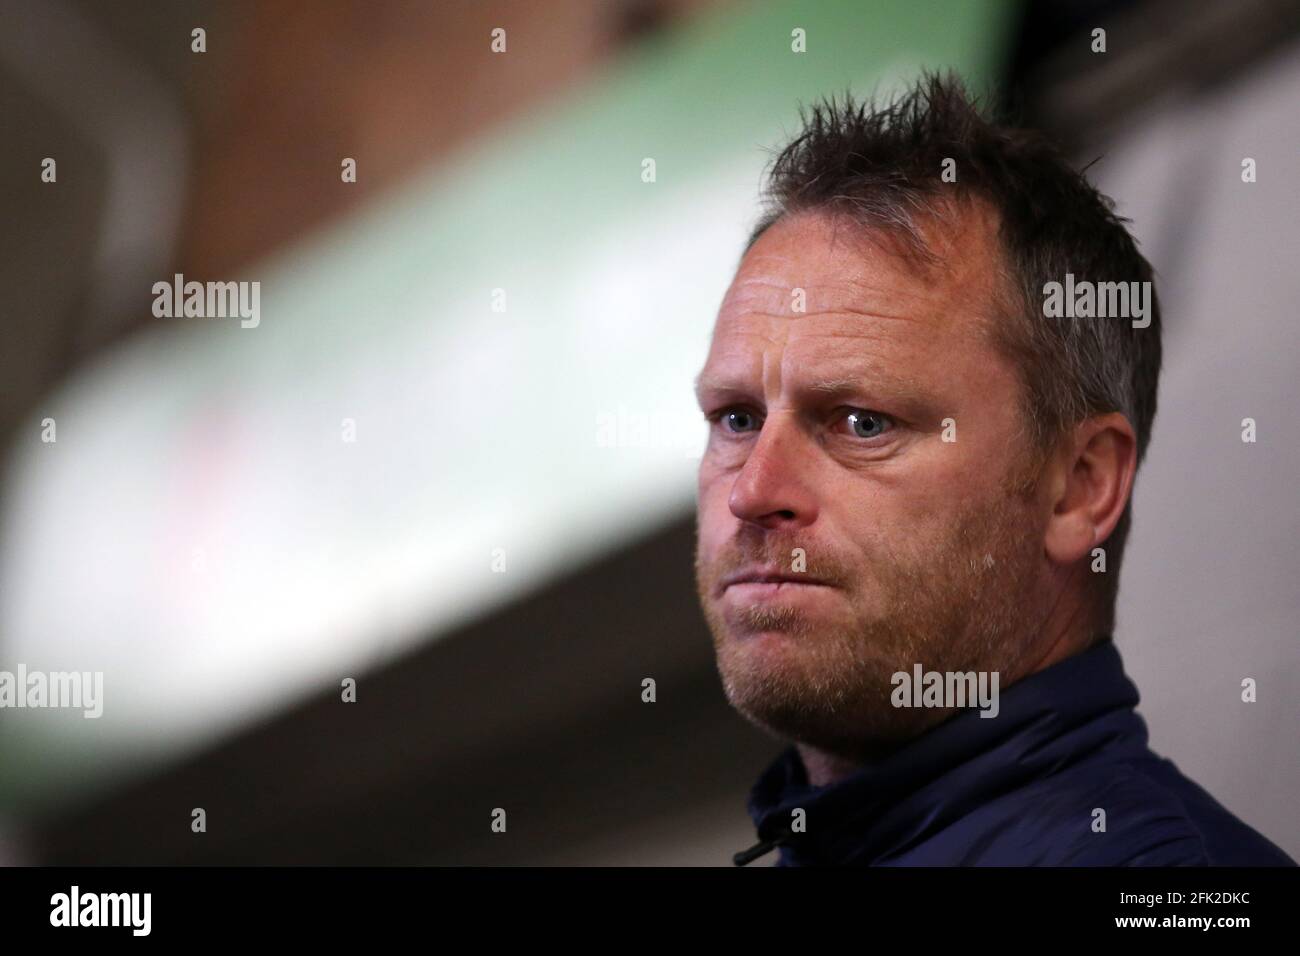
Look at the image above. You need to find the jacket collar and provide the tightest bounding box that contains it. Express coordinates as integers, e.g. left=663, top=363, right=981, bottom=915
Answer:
left=738, top=638, right=1145, bottom=866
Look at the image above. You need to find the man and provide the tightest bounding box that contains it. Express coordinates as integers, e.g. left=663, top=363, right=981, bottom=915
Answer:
left=692, top=73, right=1294, bottom=867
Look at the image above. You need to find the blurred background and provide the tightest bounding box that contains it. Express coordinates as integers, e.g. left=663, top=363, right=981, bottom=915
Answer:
left=0, top=0, right=1297, bottom=865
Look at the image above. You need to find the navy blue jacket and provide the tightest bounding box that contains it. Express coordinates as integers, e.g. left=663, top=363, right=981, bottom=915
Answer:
left=739, top=639, right=1295, bottom=866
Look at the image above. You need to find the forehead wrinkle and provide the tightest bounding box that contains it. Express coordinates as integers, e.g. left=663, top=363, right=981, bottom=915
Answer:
left=721, top=272, right=940, bottom=322
left=699, top=311, right=934, bottom=396
left=714, top=309, right=940, bottom=349
left=698, top=338, right=932, bottom=397
left=722, top=307, right=924, bottom=323
left=762, top=343, right=783, bottom=400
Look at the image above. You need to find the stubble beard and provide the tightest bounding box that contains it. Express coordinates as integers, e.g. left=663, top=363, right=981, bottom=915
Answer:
left=695, top=475, right=1048, bottom=762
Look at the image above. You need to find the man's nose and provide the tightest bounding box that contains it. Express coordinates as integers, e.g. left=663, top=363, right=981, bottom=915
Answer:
left=728, top=412, right=818, bottom=530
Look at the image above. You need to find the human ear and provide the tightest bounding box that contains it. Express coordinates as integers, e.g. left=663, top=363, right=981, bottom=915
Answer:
left=1043, top=413, right=1137, bottom=566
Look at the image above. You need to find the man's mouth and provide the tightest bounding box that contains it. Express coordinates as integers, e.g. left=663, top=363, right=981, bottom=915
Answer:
left=719, top=567, right=836, bottom=597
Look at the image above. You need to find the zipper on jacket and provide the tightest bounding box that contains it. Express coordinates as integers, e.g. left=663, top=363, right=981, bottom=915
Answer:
left=733, top=824, right=795, bottom=866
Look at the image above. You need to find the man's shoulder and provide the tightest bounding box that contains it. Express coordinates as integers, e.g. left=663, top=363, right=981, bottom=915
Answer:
left=950, top=753, right=1296, bottom=866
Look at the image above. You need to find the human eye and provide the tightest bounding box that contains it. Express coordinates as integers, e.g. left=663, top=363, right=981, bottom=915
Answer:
left=837, top=407, right=894, bottom=440
left=705, top=405, right=764, bottom=436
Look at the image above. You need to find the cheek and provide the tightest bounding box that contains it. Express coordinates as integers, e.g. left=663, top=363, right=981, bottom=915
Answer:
left=695, top=469, right=731, bottom=548
left=830, top=458, right=993, bottom=552
left=699, top=438, right=747, bottom=477
left=697, top=451, right=740, bottom=500
left=905, top=429, right=1010, bottom=505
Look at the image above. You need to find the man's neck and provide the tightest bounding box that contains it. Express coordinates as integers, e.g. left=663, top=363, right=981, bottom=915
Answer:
left=797, top=745, right=868, bottom=788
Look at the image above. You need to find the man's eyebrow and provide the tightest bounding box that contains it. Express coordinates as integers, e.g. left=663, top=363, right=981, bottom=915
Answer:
left=694, top=372, right=767, bottom=399
left=805, top=377, right=862, bottom=394
left=802, top=375, right=932, bottom=404
left=693, top=373, right=733, bottom=398
left=694, top=372, right=929, bottom=401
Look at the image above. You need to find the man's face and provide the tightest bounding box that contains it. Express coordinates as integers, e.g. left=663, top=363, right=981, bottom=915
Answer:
left=693, top=207, right=1054, bottom=759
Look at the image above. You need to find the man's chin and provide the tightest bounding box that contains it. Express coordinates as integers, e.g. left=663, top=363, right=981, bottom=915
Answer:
left=722, top=678, right=919, bottom=759
left=710, top=614, right=933, bottom=744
